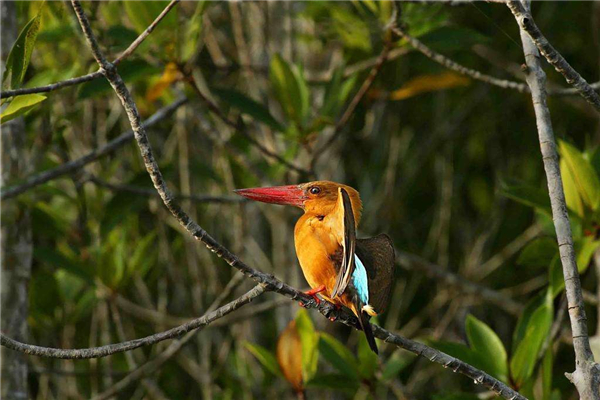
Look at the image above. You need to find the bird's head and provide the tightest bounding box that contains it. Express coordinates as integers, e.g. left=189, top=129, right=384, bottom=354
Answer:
left=235, top=180, right=362, bottom=224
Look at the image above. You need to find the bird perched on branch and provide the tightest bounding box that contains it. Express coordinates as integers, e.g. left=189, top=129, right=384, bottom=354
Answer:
left=235, top=181, right=395, bottom=354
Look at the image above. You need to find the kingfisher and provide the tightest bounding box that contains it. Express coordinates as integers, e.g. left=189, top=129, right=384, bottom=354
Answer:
left=235, top=181, right=395, bottom=354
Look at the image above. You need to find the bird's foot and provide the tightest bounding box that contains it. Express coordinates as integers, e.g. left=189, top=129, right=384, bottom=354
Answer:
left=328, top=304, right=342, bottom=321
left=298, top=285, right=326, bottom=308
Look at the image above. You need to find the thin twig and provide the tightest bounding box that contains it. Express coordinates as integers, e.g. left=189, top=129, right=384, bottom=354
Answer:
left=87, top=176, right=246, bottom=204
left=90, top=285, right=266, bottom=400
left=113, top=0, right=179, bottom=65
left=391, top=23, right=600, bottom=97
left=507, top=0, right=600, bottom=111
left=0, top=0, right=179, bottom=99
left=0, top=97, right=187, bottom=200
left=55, top=4, right=527, bottom=399
left=514, top=1, right=600, bottom=398
left=0, top=284, right=266, bottom=360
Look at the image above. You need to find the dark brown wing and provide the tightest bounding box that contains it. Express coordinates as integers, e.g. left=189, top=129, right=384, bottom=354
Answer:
left=355, top=234, right=395, bottom=314
left=331, top=188, right=356, bottom=299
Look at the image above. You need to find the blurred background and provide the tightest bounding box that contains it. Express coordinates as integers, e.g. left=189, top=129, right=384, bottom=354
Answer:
left=2, top=1, right=600, bottom=399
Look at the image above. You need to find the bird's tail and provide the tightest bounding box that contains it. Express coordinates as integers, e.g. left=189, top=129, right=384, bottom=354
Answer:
left=356, top=304, right=378, bottom=354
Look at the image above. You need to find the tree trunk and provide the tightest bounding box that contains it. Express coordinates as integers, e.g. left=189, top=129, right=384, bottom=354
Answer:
left=1, top=2, right=33, bottom=399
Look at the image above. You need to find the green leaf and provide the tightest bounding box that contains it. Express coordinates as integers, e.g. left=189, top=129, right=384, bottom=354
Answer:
left=295, top=309, right=319, bottom=382
left=559, top=140, right=600, bottom=211
left=465, top=315, right=508, bottom=382
left=501, top=181, right=552, bottom=216
left=418, top=26, right=489, bottom=53
left=576, top=236, right=600, bottom=274
left=381, top=350, right=416, bottom=381
left=517, top=237, right=558, bottom=268
left=429, top=341, right=479, bottom=369
left=321, top=65, right=358, bottom=118
left=3, top=4, right=43, bottom=89
left=33, top=246, right=94, bottom=285
left=561, top=155, right=585, bottom=218
left=182, top=1, right=209, bottom=62
left=269, top=54, right=309, bottom=126
left=212, top=88, right=285, bottom=132
left=0, top=94, right=46, bottom=124
left=542, top=341, right=553, bottom=400
left=512, top=291, right=547, bottom=351
left=318, top=333, right=359, bottom=378
left=510, top=289, right=553, bottom=387
left=244, top=342, right=283, bottom=377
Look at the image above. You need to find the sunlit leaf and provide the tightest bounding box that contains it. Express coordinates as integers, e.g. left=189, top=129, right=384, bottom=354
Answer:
left=3, top=3, right=44, bottom=89
left=295, top=309, right=319, bottom=382
left=0, top=94, right=46, bottom=124
left=146, top=62, right=182, bottom=102
left=559, top=140, right=600, bottom=211
left=389, top=72, right=469, bottom=101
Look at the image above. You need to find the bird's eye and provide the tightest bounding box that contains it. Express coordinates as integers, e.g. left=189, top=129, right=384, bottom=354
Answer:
left=309, top=186, right=321, bottom=195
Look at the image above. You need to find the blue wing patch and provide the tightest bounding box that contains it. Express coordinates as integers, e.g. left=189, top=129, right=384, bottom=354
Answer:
left=352, top=254, right=369, bottom=304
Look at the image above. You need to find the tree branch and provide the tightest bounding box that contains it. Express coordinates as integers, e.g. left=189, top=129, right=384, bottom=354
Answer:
left=1, top=97, right=187, bottom=201
left=0, top=284, right=266, bottom=360
left=0, top=0, right=179, bottom=99
left=513, top=1, right=600, bottom=398
left=506, top=0, right=600, bottom=112
left=390, top=22, right=600, bottom=97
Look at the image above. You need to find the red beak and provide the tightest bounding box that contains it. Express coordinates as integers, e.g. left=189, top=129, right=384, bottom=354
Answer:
left=234, top=185, right=306, bottom=208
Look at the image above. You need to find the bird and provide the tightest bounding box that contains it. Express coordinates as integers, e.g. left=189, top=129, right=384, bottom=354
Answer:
left=235, top=181, right=395, bottom=354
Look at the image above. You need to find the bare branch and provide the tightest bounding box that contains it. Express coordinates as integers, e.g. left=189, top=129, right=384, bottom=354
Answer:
left=507, top=0, right=600, bottom=111
left=513, top=1, right=600, bottom=398
left=87, top=176, right=246, bottom=204
left=112, top=0, right=179, bottom=66
left=0, top=0, right=179, bottom=99
left=390, top=23, right=600, bottom=97
left=1, top=97, right=187, bottom=201
left=0, top=284, right=266, bottom=359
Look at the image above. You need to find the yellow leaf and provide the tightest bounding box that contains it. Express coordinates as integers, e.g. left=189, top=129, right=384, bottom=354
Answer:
left=146, top=62, right=182, bottom=102
left=389, top=72, right=470, bottom=101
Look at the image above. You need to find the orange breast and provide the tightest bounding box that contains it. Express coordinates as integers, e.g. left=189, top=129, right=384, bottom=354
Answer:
left=294, top=214, right=350, bottom=307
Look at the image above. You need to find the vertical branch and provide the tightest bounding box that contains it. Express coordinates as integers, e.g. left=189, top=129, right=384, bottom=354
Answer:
left=1, top=3, right=32, bottom=399
left=514, top=1, right=600, bottom=399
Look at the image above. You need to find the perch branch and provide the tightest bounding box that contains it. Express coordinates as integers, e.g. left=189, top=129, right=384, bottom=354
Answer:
left=513, top=0, right=600, bottom=398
